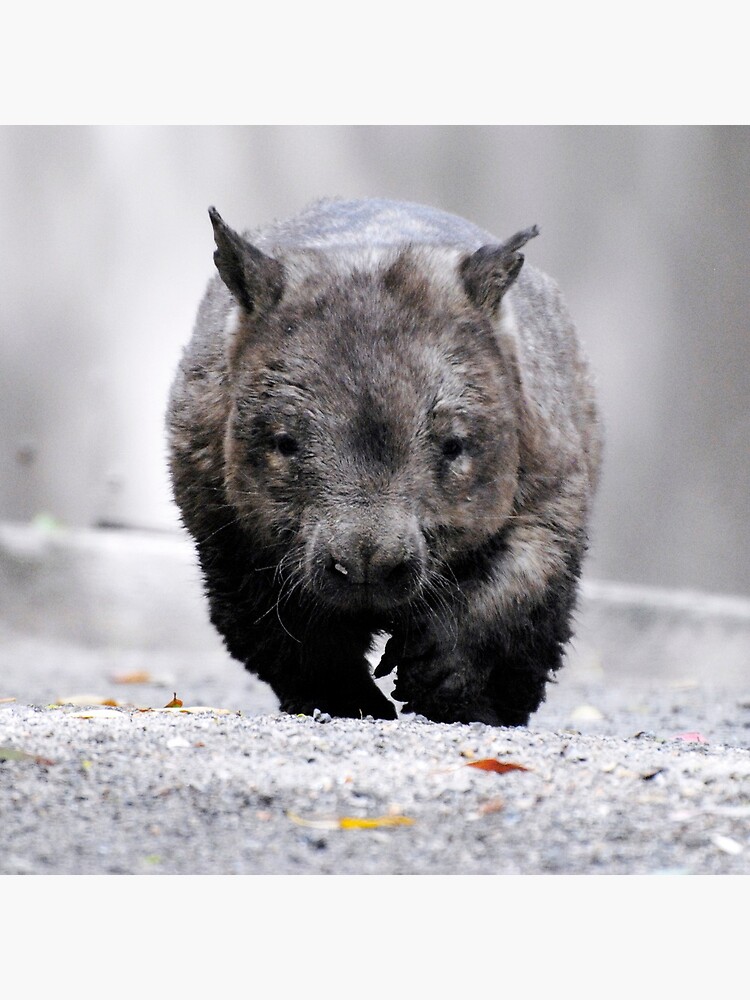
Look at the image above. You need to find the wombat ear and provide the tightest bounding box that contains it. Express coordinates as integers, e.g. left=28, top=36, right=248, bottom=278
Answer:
left=208, top=207, right=285, bottom=313
left=460, top=226, right=539, bottom=313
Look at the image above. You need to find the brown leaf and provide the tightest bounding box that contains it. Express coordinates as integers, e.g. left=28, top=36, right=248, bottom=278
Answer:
left=478, top=798, right=505, bottom=815
left=164, top=693, right=183, bottom=708
left=112, top=671, right=153, bottom=685
left=466, top=758, right=530, bottom=774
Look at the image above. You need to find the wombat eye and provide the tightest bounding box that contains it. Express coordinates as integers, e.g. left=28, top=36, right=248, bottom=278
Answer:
left=441, top=436, right=465, bottom=460
left=273, top=433, right=299, bottom=457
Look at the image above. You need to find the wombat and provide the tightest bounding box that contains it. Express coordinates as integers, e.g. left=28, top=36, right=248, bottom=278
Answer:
left=167, top=197, right=602, bottom=725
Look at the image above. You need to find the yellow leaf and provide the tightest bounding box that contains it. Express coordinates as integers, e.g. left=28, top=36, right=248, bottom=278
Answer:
left=164, top=693, right=183, bottom=708
left=338, top=815, right=414, bottom=829
left=287, top=812, right=414, bottom=831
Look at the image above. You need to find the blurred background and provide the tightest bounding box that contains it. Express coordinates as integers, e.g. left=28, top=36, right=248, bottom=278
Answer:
left=1, top=125, right=748, bottom=597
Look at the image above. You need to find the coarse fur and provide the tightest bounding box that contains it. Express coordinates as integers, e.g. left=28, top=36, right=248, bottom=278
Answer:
left=167, top=197, right=602, bottom=725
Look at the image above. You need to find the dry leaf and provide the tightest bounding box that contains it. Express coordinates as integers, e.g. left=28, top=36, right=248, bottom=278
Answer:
left=56, top=694, right=121, bottom=707
left=287, top=812, right=339, bottom=830
left=166, top=736, right=191, bottom=749
left=0, top=745, right=55, bottom=766
left=711, top=834, right=743, bottom=855
left=71, top=708, right=122, bottom=720
left=478, top=798, right=505, bottom=815
left=287, top=811, right=414, bottom=830
left=152, top=705, right=232, bottom=715
left=164, top=693, right=183, bottom=708
left=640, top=767, right=666, bottom=781
left=112, top=671, right=153, bottom=685
left=570, top=704, right=604, bottom=722
left=178, top=706, right=231, bottom=715
left=338, top=815, right=414, bottom=829
left=466, top=758, right=530, bottom=774
left=0, top=697, right=16, bottom=704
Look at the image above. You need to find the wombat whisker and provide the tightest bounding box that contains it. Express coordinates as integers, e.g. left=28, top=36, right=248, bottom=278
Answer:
left=198, top=516, right=243, bottom=544
left=274, top=601, right=302, bottom=644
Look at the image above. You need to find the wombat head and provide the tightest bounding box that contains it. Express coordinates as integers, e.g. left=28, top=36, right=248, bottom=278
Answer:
left=210, top=208, right=537, bottom=617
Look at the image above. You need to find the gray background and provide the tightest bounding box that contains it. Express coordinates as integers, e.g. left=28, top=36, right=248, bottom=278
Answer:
left=2, top=125, right=748, bottom=596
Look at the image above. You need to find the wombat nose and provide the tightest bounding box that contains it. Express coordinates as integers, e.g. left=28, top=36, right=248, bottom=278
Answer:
left=327, top=550, right=414, bottom=587
left=317, top=517, right=426, bottom=609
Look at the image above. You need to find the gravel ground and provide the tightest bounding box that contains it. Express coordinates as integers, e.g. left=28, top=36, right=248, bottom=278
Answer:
left=2, top=658, right=749, bottom=875
left=2, top=524, right=749, bottom=876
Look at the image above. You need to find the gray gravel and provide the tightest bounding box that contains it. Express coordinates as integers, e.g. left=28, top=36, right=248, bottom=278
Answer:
left=2, top=522, right=750, bottom=875
left=2, top=671, right=749, bottom=875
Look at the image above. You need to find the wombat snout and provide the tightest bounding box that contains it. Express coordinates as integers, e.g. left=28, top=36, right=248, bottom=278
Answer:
left=314, top=517, right=426, bottom=611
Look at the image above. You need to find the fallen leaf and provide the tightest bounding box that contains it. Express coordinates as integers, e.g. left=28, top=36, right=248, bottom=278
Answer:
left=711, top=834, right=743, bottom=856
left=570, top=704, right=604, bottom=722
left=164, top=693, right=183, bottom=708
left=640, top=767, right=666, bottom=781
left=287, top=813, right=340, bottom=831
left=152, top=705, right=232, bottom=715
left=178, top=705, right=231, bottom=715
left=478, top=798, right=505, bottom=815
left=674, top=731, right=709, bottom=744
left=0, top=746, right=55, bottom=766
left=466, top=758, right=530, bottom=774
left=56, top=694, right=121, bottom=707
left=287, top=811, right=414, bottom=830
left=338, top=815, right=414, bottom=830
left=166, top=736, right=191, bottom=749
left=71, top=709, right=122, bottom=720
left=0, top=697, right=16, bottom=704
left=112, top=671, right=153, bottom=685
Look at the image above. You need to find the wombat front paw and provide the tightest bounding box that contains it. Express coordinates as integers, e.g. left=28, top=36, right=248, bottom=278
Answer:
left=393, top=649, right=505, bottom=725
left=377, top=629, right=438, bottom=682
